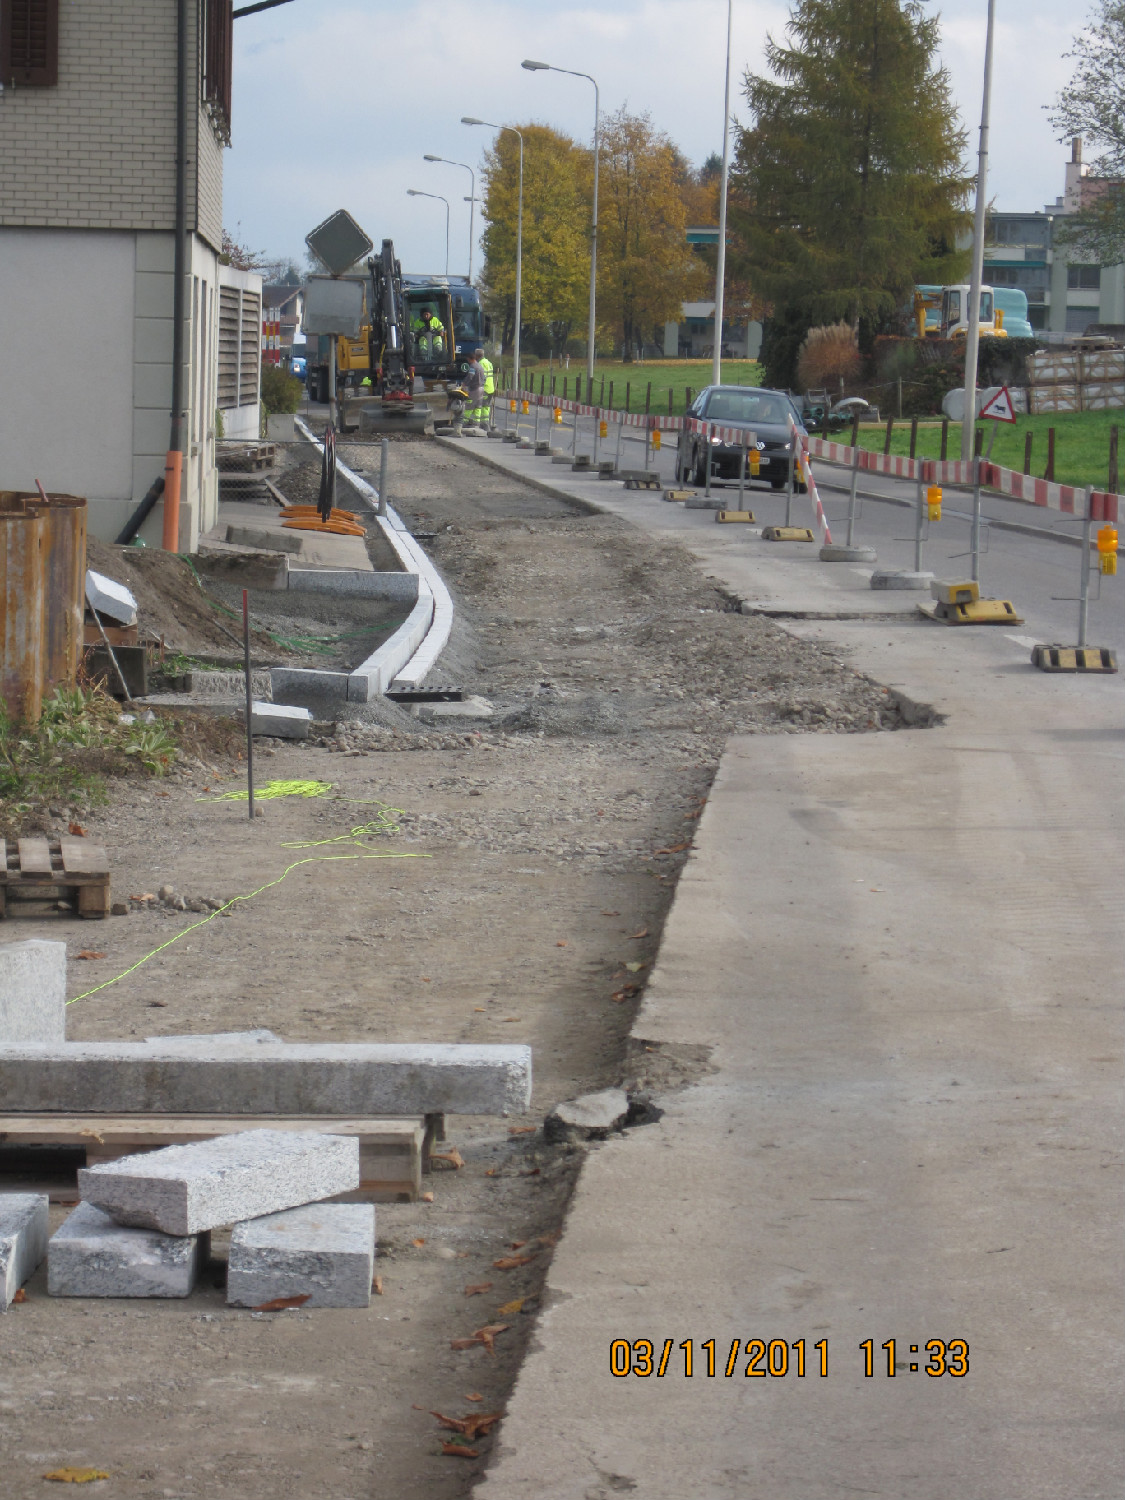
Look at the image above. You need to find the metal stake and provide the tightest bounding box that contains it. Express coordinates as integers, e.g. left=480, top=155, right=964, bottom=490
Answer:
left=846, top=442, right=860, bottom=547
left=738, top=439, right=747, bottom=507
left=785, top=440, right=794, bottom=526
left=571, top=406, right=579, bottom=456
left=242, top=589, right=254, bottom=821
left=1078, top=489, right=1093, bottom=648
left=705, top=424, right=714, bottom=498
left=914, top=476, right=925, bottom=573
left=534, top=401, right=541, bottom=446
left=593, top=416, right=600, bottom=467
left=615, top=411, right=624, bottom=472
left=378, top=438, right=388, bottom=518
left=970, top=458, right=982, bottom=582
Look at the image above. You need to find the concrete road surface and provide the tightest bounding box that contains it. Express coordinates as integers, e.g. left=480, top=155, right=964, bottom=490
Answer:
left=460, top=434, right=1123, bottom=1500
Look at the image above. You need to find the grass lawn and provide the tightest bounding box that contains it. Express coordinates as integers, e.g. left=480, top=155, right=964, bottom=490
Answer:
left=847, top=409, right=1122, bottom=492
left=496, top=358, right=764, bottom=414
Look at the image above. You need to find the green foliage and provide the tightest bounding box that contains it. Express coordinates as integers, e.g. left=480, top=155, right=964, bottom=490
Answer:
left=0, top=685, right=178, bottom=832
left=260, top=364, right=303, bottom=415
left=731, top=0, right=971, bottom=353
left=1049, top=0, right=1125, bottom=264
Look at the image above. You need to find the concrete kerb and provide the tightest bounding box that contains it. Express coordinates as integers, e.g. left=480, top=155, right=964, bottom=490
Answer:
left=293, top=416, right=454, bottom=697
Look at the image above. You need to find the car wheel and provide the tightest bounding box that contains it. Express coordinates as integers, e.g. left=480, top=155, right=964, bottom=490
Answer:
left=770, top=477, right=786, bottom=490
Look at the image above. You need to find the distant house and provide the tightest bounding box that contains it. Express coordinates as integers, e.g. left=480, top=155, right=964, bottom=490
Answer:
left=262, top=284, right=305, bottom=351
left=0, top=0, right=260, bottom=548
left=663, top=303, right=762, bottom=362
left=984, top=140, right=1125, bottom=337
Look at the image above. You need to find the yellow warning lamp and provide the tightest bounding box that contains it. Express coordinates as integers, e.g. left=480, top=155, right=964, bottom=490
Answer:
left=509, top=398, right=517, bottom=412
left=553, top=406, right=562, bottom=425
left=652, top=429, right=662, bottom=451
left=1097, top=525, right=1118, bottom=576
left=521, top=399, right=530, bottom=414
left=927, top=484, right=943, bottom=522
left=599, top=419, right=608, bottom=439
left=749, top=449, right=760, bottom=476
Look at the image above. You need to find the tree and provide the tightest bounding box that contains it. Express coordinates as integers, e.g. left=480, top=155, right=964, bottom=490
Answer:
left=729, top=0, right=970, bottom=385
left=1049, top=1, right=1125, bottom=265
left=479, top=124, right=589, bottom=356
left=220, top=224, right=269, bottom=270
left=595, top=108, right=700, bottom=359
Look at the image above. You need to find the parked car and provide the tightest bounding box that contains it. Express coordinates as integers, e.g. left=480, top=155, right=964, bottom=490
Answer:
left=676, top=385, right=807, bottom=489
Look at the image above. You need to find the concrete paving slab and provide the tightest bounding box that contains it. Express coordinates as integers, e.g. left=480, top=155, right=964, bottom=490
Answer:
left=0, top=940, right=66, bottom=1044
left=0, top=1193, right=49, bottom=1308
left=226, top=1202, right=375, bottom=1309
left=48, top=1201, right=205, bottom=1298
left=0, top=1041, right=533, bottom=1116
left=79, top=1129, right=359, bottom=1235
left=249, top=701, right=311, bottom=739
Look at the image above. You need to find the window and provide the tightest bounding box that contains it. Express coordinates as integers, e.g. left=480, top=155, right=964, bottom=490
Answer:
left=202, top=0, right=233, bottom=144
left=1067, top=264, right=1101, bottom=290
left=1, top=0, right=59, bottom=86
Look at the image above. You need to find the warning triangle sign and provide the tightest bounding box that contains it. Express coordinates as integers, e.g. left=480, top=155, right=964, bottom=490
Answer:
left=979, top=385, right=1017, bottom=423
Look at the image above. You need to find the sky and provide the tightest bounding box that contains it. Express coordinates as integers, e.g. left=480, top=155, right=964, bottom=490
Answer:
left=224, top=0, right=1089, bottom=277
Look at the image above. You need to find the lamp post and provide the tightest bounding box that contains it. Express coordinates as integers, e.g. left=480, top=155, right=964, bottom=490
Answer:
left=961, top=0, right=997, bottom=461
left=522, top=59, right=599, bottom=382
left=406, top=188, right=450, bottom=276
left=463, top=116, right=523, bottom=387
left=712, top=1, right=733, bottom=389
left=424, top=155, right=477, bottom=280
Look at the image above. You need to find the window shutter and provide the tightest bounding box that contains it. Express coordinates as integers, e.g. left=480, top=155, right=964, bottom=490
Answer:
left=202, top=0, right=233, bottom=143
left=1, top=0, right=59, bottom=86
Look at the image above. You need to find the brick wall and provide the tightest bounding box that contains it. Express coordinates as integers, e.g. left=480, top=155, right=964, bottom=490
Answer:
left=0, top=0, right=224, bottom=238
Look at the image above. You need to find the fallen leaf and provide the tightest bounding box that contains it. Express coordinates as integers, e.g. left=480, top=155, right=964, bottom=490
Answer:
left=440, top=1442, right=479, bottom=1459
left=684, top=808, right=703, bottom=820
left=465, top=1392, right=484, bottom=1402
left=431, top=1148, right=465, bottom=1171
left=432, top=1409, right=505, bottom=1442
left=485, top=1168, right=498, bottom=1177
left=412, top=1238, right=426, bottom=1248
left=611, top=987, right=638, bottom=1003
left=75, top=951, right=106, bottom=961
left=519, top=1167, right=541, bottom=1177
left=538, top=1232, right=559, bottom=1247
left=510, top=1240, right=527, bottom=1250
left=556, top=940, right=567, bottom=947
left=68, top=822, right=87, bottom=837
left=474, top=1006, right=486, bottom=1012
left=502, top=1017, right=522, bottom=1023
left=508, top=1125, right=536, bottom=1135
left=624, top=961, right=645, bottom=973
left=464, top=1282, right=493, bottom=1297
left=254, top=1294, right=310, bottom=1311
left=11, top=1287, right=27, bottom=1303
left=628, top=927, right=649, bottom=939
left=493, top=1254, right=535, bottom=1270
left=497, top=1297, right=524, bottom=1316
left=601, top=909, right=620, bottom=916
left=421, top=1191, right=434, bottom=1203
left=450, top=1336, right=481, bottom=1350
left=473, top=1323, right=509, bottom=1355
left=43, top=1471, right=110, bottom=1484
left=372, top=1275, right=384, bottom=1296
left=652, top=842, right=690, bottom=856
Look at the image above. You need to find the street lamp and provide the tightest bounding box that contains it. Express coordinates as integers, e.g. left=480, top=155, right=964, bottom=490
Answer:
left=424, top=154, right=477, bottom=281
left=961, top=0, right=997, bottom=461
left=522, top=59, right=599, bottom=383
left=712, top=2, right=733, bottom=389
left=406, top=189, right=450, bottom=277
left=463, top=116, right=523, bottom=386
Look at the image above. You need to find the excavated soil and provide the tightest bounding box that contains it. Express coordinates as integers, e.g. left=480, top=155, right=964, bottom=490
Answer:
left=1, top=440, right=906, bottom=1500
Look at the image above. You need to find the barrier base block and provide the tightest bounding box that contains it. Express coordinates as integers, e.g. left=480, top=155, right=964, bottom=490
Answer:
left=931, top=579, right=980, bottom=605
left=918, top=599, right=1024, bottom=626
left=1031, top=644, right=1118, bottom=673
left=762, top=526, right=815, bottom=542
left=716, top=510, right=756, bottom=524
left=819, top=544, right=877, bottom=562
left=663, top=489, right=694, bottom=502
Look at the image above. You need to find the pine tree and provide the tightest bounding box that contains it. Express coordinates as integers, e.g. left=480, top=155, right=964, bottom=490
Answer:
left=729, top=0, right=970, bottom=383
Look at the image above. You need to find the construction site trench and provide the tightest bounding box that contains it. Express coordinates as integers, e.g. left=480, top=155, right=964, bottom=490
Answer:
left=2, top=437, right=908, bottom=1499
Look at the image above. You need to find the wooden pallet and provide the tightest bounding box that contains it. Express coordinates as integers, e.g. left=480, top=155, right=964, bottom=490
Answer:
left=0, top=1114, right=426, bottom=1203
left=0, top=837, right=110, bottom=919
left=216, top=442, right=276, bottom=472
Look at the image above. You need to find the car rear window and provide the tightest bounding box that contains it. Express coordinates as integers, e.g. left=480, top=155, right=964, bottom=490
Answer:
left=706, top=391, right=790, bottom=425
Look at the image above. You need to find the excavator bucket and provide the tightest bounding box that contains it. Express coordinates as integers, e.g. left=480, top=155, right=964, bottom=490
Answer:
left=358, top=401, right=434, bottom=437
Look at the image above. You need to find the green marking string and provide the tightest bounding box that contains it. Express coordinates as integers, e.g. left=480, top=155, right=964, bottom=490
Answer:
left=200, top=778, right=335, bottom=802
left=66, top=848, right=428, bottom=1005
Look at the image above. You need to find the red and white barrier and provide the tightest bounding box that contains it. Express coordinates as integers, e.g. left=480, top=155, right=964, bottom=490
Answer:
left=793, top=421, right=833, bottom=545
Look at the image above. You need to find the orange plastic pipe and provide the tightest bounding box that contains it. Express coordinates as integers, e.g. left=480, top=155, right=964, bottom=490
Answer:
left=162, top=449, right=182, bottom=551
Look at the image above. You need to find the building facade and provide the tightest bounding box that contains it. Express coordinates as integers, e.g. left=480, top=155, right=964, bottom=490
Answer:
left=0, top=0, right=258, bottom=548
left=984, top=140, right=1125, bottom=336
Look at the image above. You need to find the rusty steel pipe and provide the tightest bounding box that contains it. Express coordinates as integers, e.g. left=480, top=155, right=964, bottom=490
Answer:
left=38, top=492, right=88, bottom=694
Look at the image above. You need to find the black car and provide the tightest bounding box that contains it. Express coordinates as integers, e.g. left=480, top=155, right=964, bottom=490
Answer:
left=675, top=385, right=806, bottom=489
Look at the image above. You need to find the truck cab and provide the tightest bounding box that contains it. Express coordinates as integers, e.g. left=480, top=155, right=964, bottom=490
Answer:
left=940, top=285, right=1006, bottom=339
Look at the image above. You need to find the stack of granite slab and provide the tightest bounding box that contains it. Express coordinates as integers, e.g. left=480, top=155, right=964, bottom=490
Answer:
left=49, top=1128, right=376, bottom=1307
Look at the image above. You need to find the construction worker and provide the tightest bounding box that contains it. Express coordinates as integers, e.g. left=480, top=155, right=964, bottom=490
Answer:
left=476, top=347, right=494, bottom=430
left=462, top=352, right=485, bottom=435
left=413, top=307, right=445, bottom=364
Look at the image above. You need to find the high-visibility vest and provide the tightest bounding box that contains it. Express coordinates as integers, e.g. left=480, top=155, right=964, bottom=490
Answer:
left=479, top=357, right=495, bottom=395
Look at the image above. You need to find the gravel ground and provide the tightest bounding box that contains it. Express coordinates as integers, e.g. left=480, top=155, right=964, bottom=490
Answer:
left=1, top=438, right=908, bottom=1500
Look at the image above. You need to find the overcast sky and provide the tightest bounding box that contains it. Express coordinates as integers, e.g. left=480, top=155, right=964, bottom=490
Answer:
left=225, top=0, right=1087, bottom=277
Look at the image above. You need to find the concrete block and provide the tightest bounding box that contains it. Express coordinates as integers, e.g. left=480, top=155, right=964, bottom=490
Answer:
left=0, top=1042, right=534, bottom=1117
left=85, top=568, right=137, bottom=625
left=80, top=1129, right=360, bottom=1236
left=226, top=523, right=304, bottom=554
left=48, top=1202, right=205, bottom=1298
left=418, top=695, right=494, bottom=722
left=820, top=544, right=878, bottom=563
left=266, top=413, right=296, bottom=443
left=270, top=666, right=350, bottom=706
left=288, top=569, right=419, bottom=603
left=249, top=700, right=312, bottom=740
left=870, top=570, right=934, bottom=591
left=0, top=1193, right=49, bottom=1308
left=227, top=1203, right=375, bottom=1309
left=0, top=940, right=66, bottom=1044
left=545, top=1089, right=630, bottom=1143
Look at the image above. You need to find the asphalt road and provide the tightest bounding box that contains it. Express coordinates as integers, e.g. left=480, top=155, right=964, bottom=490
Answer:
left=497, top=404, right=1123, bottom=654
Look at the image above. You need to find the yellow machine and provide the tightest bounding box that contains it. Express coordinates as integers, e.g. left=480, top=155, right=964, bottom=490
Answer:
left=913, top=285, right=1007, bottom=339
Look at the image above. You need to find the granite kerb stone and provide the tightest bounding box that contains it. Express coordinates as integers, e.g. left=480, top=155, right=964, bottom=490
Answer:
left=227, top=1202, right=375, bottom=1309
left=48, top=1201, right=206, bottom=1298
